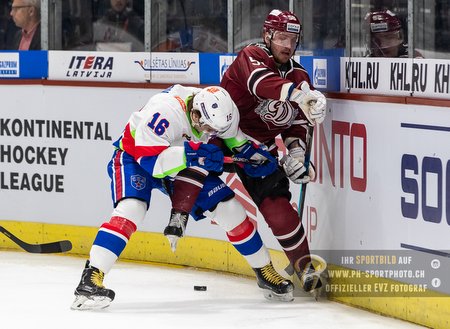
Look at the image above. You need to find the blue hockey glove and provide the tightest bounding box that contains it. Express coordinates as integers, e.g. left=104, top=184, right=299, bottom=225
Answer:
left=234, top=142, right=277, bottom=177
left=184, top=141, right=224, bottom=172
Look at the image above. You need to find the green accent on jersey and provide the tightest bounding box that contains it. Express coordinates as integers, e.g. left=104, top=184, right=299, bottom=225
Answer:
left=185, top=94, right=194, bottom=106
left=153, top=163, right=187, bottom=179
left=153, top=153, right=189, bottom=179
left=224, top=137, right=248, bottom=151
left=185, top=94, right=203, bottom=139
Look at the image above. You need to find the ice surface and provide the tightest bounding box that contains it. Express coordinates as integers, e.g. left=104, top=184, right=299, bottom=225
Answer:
left=0, top=251, right=425, bottom=329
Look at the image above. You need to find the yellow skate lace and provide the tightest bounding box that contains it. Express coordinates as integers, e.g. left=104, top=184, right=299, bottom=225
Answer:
left=261, top=264, right=286, bottom=285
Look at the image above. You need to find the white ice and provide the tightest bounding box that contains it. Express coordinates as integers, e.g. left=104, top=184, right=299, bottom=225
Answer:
left=0, top=251, right=425, bottom=329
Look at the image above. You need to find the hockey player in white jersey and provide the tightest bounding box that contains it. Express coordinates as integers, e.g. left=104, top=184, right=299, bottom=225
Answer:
left=71, top=85, right=294, bottom=310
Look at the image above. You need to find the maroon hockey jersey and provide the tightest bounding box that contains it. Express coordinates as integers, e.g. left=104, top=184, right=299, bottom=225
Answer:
left=220, top=43, right=312, bottom=151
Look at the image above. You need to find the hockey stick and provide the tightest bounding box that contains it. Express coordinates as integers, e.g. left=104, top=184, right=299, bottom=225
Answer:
left=0, top=225, right=72, bottom=253
left=282, top=125, right=316, bottom=277
left=297, top=125, right=314, bottom=221
left=292, top=126, right=328, bottom=300
left=223, top=155, right=260, bottom=164
left=199, top=156, right=260, bottom=165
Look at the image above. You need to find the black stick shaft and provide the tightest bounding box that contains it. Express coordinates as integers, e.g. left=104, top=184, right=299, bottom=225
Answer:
left=298, top=126, right=314, bottom=221
left=0, top=225, right=72, bottom=253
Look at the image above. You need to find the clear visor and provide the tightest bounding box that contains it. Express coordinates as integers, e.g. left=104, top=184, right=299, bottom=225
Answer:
left=198, top=117, right=220, bottom=135
left=372, top=31, right=402, bottom=49
left=271, top=31, right=299, bottom=48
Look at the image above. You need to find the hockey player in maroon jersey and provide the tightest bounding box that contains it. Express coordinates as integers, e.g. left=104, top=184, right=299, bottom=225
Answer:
left=220, top=9, right=327, bottom=295
left=71, top=85, right=294, bottom=310
left=364, top=10, right=423, bottom=58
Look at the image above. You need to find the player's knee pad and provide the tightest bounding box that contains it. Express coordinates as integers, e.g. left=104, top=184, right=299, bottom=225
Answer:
left=111, top=198, right=147, bottom=228
left=206, top=197, right=247, bottom=232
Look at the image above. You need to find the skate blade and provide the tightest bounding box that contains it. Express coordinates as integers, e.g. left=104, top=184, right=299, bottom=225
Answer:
left=309, top=281, right=322, bottom=301
left=71, top=295, right=112, bottom=310
left=165, top=235, right=179, bottom=252
left=262, top=289, right=294, bottom=302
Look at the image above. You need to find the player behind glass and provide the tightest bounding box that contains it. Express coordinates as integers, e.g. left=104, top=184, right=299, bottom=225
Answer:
left=364, top=9, right=422, bottom=58
left=71, top=85, right=294, bottom=310
left=220, top=9, right=327, bottom=295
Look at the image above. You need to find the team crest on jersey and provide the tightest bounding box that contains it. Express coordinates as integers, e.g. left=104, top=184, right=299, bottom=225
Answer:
left=131, top=174, right=146, bottom=190
left=255, top=99, right=298, bottom=130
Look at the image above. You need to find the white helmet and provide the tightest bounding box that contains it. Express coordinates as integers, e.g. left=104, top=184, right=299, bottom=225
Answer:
left=192, top=86, right=235, bottom=133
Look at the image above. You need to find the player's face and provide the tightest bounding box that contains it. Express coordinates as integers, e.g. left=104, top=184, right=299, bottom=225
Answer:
left=197, top=123, right=218, bottom=134
left=266, top=31, right=298, bottom=64
left=190, top=111, right=219, bottom=136
left=372, top=31, right=402, bottom=57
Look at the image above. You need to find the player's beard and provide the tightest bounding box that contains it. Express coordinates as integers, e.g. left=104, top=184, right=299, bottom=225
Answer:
left=274, top=50, right=292, bottom=65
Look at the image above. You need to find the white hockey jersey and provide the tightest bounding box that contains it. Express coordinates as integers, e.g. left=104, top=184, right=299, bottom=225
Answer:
left=113, top=84, right=243, bottom=178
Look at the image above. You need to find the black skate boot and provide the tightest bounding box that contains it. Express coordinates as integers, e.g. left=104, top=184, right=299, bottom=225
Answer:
left=253, top=262, right=294, bottom=302
left=301, top=263, right=323, bottom=292
left=71, top=260, right=115, bottom=310
left=164, top=210, right=189, bottom=252
left=297, top=254, right=328, bottom=300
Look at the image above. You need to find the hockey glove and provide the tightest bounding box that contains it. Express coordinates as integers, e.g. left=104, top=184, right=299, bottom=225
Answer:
left=184, top=141, right=224, bottom=172
left=280, top=146, right=316, bottom=184
left=234, top=142, right=277, bottom=177
left=289, top=81, right=326, bottom=125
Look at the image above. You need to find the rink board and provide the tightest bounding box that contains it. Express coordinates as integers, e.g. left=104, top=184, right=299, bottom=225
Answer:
left=0, top=83, right=450, bottom=328
left=1, top=219, right=449, bottom=329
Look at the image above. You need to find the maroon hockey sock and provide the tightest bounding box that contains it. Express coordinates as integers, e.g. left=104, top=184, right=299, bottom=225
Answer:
left=259, top=196, right=311, bottom=272
left=171, top=168, right=207, bottom=212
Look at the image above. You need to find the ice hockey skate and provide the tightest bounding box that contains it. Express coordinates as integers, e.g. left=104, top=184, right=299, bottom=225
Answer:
left=164, top=210, right=189, bottom=252
left=71, top=260, right=115, bottom=310
left=253, top=262, right=294, bottom=302
left=296, top=254, right=328, bottom=300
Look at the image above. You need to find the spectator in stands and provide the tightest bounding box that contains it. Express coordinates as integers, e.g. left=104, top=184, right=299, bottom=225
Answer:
left=93, top=0, right=144, bottom=51
left=60, top=1, right=94, bottom=50
left=1, top=1, right=20, bottom=50
left=8, top=0, right=40, bottom=50
left=364, top=9, right=422, bottom=58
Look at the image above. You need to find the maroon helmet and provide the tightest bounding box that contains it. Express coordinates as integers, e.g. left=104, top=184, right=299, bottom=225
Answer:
left=365, top=10, right=402, bottom=34
left=263, top=9, right=302, bottom=35
left=364, top=10, right=404, bottom=57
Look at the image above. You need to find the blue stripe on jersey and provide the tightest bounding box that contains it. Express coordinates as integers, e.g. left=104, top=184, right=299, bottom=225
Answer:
left=231, top=231, right=264, bottom=256
left=93, top=230, right=127, bottom=257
